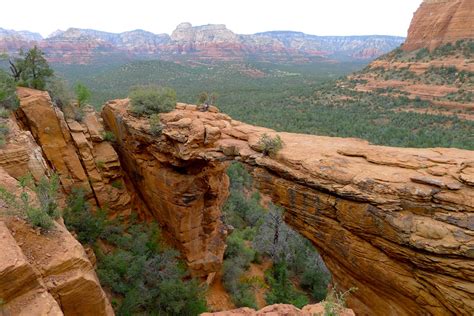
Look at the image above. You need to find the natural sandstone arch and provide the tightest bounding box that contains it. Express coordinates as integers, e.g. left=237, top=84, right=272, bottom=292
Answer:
left=102, top=101, right=474, bottom=316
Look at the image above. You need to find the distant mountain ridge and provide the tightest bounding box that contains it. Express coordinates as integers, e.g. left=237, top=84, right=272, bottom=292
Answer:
left=0, top=24, right=405, bottom=64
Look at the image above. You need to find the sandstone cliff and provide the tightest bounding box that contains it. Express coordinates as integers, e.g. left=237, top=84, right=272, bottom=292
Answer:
left=0, top=168, right=113, bottom=316
left=15, top=87, right=133, bottom=216
left=102, top=101, right=474, bottom=316
left=403, top=0, right=474, bottom=51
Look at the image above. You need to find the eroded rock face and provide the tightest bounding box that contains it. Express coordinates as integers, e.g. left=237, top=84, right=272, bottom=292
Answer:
left=15, top=87, right=133, bottom=217
left=102, top=102, right=474, bottom=315
left=0, top=168, right=113, bottom=316
left=403, top=0, right=474, bottom=51
left=102, top=100, right=229, bottom=278
left=201, top=303, right=354, bottom=316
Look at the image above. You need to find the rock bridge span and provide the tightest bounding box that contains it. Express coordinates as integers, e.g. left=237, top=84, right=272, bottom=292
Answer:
left=102, top=101, right=474, bottom=316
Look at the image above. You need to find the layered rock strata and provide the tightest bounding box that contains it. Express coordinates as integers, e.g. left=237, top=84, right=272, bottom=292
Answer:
left=102, top=101, right=474, bottom=315
left=102, top=101, right=229, bottom=278
left=15, top=87, right=133, bottom=216
left=0, top=168, right=113, bottom=316
left=403, top=0, right=474, bottom=51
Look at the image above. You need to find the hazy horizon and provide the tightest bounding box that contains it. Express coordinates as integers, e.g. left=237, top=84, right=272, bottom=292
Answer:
left=1, top=0, right=422, bottom=38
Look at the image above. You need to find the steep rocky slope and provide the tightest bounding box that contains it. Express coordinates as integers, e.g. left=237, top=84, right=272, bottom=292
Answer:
left=102, top=101, right=474, bottom=316
left=0, top=24, right=404, bottom=63
left=14, top=88, right=134, bottom=216
left=403, top=0, right=474, bottom=51
left=0, top=168, right=113, bottom=316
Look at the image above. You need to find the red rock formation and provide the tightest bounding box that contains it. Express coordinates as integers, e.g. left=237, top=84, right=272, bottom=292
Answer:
left=101, top=100, right=229, bottom=278
left=403, top=0, right=474, bottom=51
left=201, top=303, right=354, bottom=316
left=15, top=87, right=133, bottom=216
left=0, top=168, right=113, bottom=316
left=102, top=102, right=474, bottom=315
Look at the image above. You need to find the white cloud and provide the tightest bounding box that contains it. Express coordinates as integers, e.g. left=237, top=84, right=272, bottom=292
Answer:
left=1, top=0, right=422, bottom=37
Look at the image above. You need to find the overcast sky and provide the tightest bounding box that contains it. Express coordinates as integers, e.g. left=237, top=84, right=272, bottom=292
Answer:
left=2, top=0, right=422, bottom=38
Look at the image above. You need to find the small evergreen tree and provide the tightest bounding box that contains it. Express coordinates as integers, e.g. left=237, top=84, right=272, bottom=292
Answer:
left=10, top=46, right=54, bottom=90
left=75, top=83, right=91, bottom=107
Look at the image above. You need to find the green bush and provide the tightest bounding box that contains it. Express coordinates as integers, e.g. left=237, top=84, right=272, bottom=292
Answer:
left=97, top=222, right=207, bottom=316
left=129, top=86, right=176, bottom=116
left=102, top=131, right=116, bottom=142
left=0, top=69, right=19, bottom=111
left=34, top=173, right=61, bottom=219
left=300, top=268, right=330, bottom=301
left=323, top=287, right=357, bottom=316
left=0, top=124, right=9, bottom=147
left=62, top=192, right=207, bottom=315
left=63, top=189, right=107, bottom=244
left=265, top=261, right=309, bottom=308
left=25, top=206, right=54, bottom=230
left=256, top=133, right=283, bottom=156
left=74, top=83, right=91, bottom=107
left=111, top=180, right=123, bottom=190
left=0, top=108, right=10, bottom=119
left=149, top=113, right=164, bottom=136
left=47, top=77, right=73, bottom=108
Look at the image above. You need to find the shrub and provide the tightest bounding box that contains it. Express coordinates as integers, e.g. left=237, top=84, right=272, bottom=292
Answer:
left=323, top=286, right=357, bottom=316
left=0, top=124, right=9, bottom=147
left=97, top=222, right=207, bottom=315
left=415, top=48, right=429, bottom=60
left=47, top=77, right=73, bottom=108
left=0, top=108, right=10, bottom=118
left=34, top=173, right=61, bottom=219
left=102, top=131, right=116, bottom=142
left=0, top=69, right=19, bottom=110
left=129, top=86, right=176, bottom=116
left=300, top=268, right=330, bottom=301
left=75, top=83, right=91, bottom=107
left=265, top=261, right=309, bottom=309
left=256, top=133, right=283, bottom=156
left=149, top=113, right=164, bottom=136
left=63, top=188, right=107, bottom=244
left=25, top=206, right=54, bottom=230
left=111, top=180, right=124, bottom=190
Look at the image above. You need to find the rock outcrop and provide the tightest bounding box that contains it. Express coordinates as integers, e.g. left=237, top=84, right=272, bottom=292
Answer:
left=15, top=87, right=133, bottom=217
left=201, top=303, right=354, bottom=316
left=403, top=0, right=474, bottom=51
left=102, top=100, right=229, bottom=278
left=0, top=168, right=113, bottom=316
left=102, top=101, right=474, bottom=315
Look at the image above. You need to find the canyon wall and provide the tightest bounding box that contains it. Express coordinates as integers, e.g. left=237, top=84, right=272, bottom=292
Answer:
left=403, top=0, right=474, bottom=51
left=102, top=101, right=474, bottom=316
left=14, top=88, right=134, bottom=216
left=0, top=168, right=113, bottom=316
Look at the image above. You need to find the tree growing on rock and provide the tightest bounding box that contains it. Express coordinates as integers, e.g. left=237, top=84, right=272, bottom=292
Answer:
left=9, top=46, right=54, bottom=90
